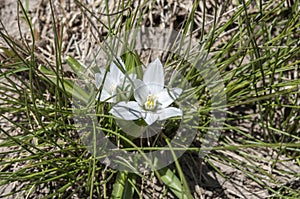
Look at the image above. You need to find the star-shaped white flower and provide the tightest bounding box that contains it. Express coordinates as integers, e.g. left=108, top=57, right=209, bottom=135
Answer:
left=95, top=59, right=136, bottom=102
left=110, top=58, right=183, bottom=125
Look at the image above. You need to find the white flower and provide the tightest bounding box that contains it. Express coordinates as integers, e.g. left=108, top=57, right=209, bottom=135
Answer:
left=95, top=59, right=136, bottom=102
left=110, top=58, right=183, bottom=125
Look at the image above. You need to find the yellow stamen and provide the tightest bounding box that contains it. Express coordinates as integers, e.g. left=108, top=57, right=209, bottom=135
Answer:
left=145, top=95, right=158, bottom=110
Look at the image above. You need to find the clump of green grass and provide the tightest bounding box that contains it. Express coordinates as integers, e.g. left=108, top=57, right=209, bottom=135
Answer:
left=0, top=0, right=299, bottom=198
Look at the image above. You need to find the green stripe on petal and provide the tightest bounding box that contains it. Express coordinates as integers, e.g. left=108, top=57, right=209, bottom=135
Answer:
left=110, top=101, right=142, bottom=120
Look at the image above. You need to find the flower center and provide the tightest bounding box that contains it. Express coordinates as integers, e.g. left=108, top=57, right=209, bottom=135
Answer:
left=144, top=94, right=158, bottom=110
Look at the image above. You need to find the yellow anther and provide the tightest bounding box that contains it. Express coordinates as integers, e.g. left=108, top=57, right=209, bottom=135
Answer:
left=144, top=95, right=158, bottom=110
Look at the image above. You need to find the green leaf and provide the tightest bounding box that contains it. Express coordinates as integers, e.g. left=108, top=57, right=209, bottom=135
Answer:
left=38, top=65, right=90, bottom=103
left=157, top=167, right=193, bottom=199
left=122, top=173, right=136, bottom=199
left=121, top=51, right=143, bottom=79
left=111, top=171, right=134, bottom=199
left=66, top=56, right=88, bottom=78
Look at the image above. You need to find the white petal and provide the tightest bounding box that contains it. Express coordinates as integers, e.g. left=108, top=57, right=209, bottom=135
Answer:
left=96, top=68, right=110, bottom=88
left=110, top=59, right=125, bottom=81
left=102, top=76, right=115, bottom=94
left=134, top=80, right=149, bottom=106
left=147, top=84, right=164, bottom=95
left=143, top=58, right=164, bottom=91
left=109, top=101, right=142, bottom=120
left=133, top=79, right=145, bottom=89
left=157, top=107, right=182, bottom=121
left=157, top=88, right=182, bottom=108
left=95, top=73, right=103, bottom=89
left=99, top=89, right=113, bottom=102
left=95, top=73, right=116, bottom=102
left=143, top=112, right=159, bottom=125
